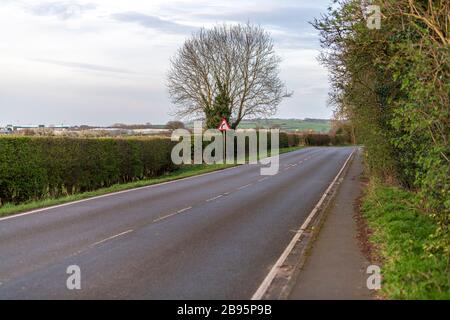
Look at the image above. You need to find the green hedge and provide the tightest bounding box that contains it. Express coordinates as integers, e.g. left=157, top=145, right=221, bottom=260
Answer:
left=285, top=132, right=302, bottom=148
left=303, top=133, right=351, bottom=146
left=0, top=132, right=302, bottom=205
left=0, top=136, right=176, bottom=204
left=189, top=131, right=301, bottom=158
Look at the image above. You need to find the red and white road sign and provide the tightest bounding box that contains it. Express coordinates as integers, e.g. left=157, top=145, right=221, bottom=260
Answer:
left=218, top=118, right=231, bottom=131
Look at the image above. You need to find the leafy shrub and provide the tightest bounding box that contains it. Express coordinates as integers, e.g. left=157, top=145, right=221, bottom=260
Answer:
left=0, top=136, right=176, bottom=205
left=188, top=131, right=302, bottom=160
left=313, top=0, right=449, bottom=230
left=304, top=133, right=331, bottom=146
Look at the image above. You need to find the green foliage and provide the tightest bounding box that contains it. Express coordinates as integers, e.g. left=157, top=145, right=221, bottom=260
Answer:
left=313, top=0, right=449, bottom=230
left=205, top=79, right=232, bottom=129
left=183, top=131, right=303, bottom=164
left=0, top=162, right=235, bottom=217
left=272, top=132, right=301, bottom=148
left=304, top=134, right=331, bottom=146
left=303, top=133, right=351, bottom=146
left=0, top=146, right=300, bottom=218
left=233, top=119, right=331, bottom=132
left=187, top=119, right=332, bottom=132
left=362, top=184, right=450, bottom=299
left=0, top=136, right=176, bottom=205
left=286, top=132, right=302, bottom=147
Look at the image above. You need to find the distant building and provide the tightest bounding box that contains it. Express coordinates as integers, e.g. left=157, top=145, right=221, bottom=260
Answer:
left=0, top=128, right=12, bottom=134
left=4, top=124, right=69, bottom=132
left=6, top=124, right=46, bottom=131
left=1, top=125, right=14, bottom=133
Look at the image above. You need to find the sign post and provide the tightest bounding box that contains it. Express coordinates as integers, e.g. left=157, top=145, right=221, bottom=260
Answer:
left=218, top=118, right=231, bottom=164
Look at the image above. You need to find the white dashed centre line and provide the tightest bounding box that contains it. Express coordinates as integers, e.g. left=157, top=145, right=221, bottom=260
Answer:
left=153, top=206, right=192, bottom=223
left=177, top=206, right=192, bottom=213
left=90, top=229, right=134, bottom=247
left=153, top=212, right=177, bottom=223
left=206, top=195, right=223, bottom=202
left=237, top=183, right=252, bottom=190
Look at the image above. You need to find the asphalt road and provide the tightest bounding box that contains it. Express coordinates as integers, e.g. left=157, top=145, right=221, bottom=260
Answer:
left=0, top=146, right=354, bottom=299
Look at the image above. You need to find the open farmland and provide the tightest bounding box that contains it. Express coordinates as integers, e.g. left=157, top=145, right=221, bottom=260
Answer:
left=186, top=119, right=331, bottom=132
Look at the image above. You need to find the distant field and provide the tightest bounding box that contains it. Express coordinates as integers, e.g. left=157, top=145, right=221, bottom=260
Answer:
left=187, top=118, right=331, bottom=132
left=238, top=119, right=331, bottom=132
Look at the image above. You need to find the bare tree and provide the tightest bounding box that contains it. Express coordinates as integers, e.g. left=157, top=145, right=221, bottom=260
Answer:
left=167, top=23, right=291, bottom=129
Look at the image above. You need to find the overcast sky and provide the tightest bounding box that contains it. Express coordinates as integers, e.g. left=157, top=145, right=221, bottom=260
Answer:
left=0, top=0, right=332, bottom=126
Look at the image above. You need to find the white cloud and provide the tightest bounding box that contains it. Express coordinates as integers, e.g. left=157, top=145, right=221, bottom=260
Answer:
left=27, top=1, right=97, bottom=20
left=0, top=0, right=332, bottom=126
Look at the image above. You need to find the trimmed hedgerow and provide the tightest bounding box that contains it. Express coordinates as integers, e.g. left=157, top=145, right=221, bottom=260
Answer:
left=303, top=133, right=351, bottom=146
left=0, top=132, right=303, bottom=205
left=0, top=136, right=176, bottom=204
left=278, top=132, right=301, bottom=148
left=188, top=131, right=302, bottom=159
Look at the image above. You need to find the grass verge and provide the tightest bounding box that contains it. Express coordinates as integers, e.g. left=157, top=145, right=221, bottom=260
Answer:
left=362, top=182, right=450, bottom=299
left=0, top=146, right=303, bottom=218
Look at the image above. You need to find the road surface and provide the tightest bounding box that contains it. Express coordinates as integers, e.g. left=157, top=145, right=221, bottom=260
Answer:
left=0, top=147, right=354, bottom=299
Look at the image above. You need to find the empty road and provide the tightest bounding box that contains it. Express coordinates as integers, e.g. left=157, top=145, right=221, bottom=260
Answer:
left=0, top=147, right=354, bottom=299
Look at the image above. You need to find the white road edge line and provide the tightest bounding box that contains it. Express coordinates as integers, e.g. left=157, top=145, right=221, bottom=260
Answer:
left=251, top=149, right=355, bottom=300
left=258, top=177, right=269, bottom=182
left=90, top=229, right=134, bottom=247
left=0, top=166, right=241, bottom=222
left=0, top=149, right=313, bottom=223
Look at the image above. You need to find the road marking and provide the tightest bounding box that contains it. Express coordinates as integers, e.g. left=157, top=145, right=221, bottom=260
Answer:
left=90, top=229, right=133, bottom=247
left=258, top=177, right=269, bottom=182
left=251, top=149, right=355, bottom=300
left=177, top=206, right=192, bottom=213
left=153, top=212, right=178, bottom=223
left=237, top=183, right=252, bottom=190
left=206, top=195, right=223, bottom=202
left=0, top=164, right=241, bottom=222
left=153, top=206, right=192, bottom=223
left=0, top=148, right=314, bottom=223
